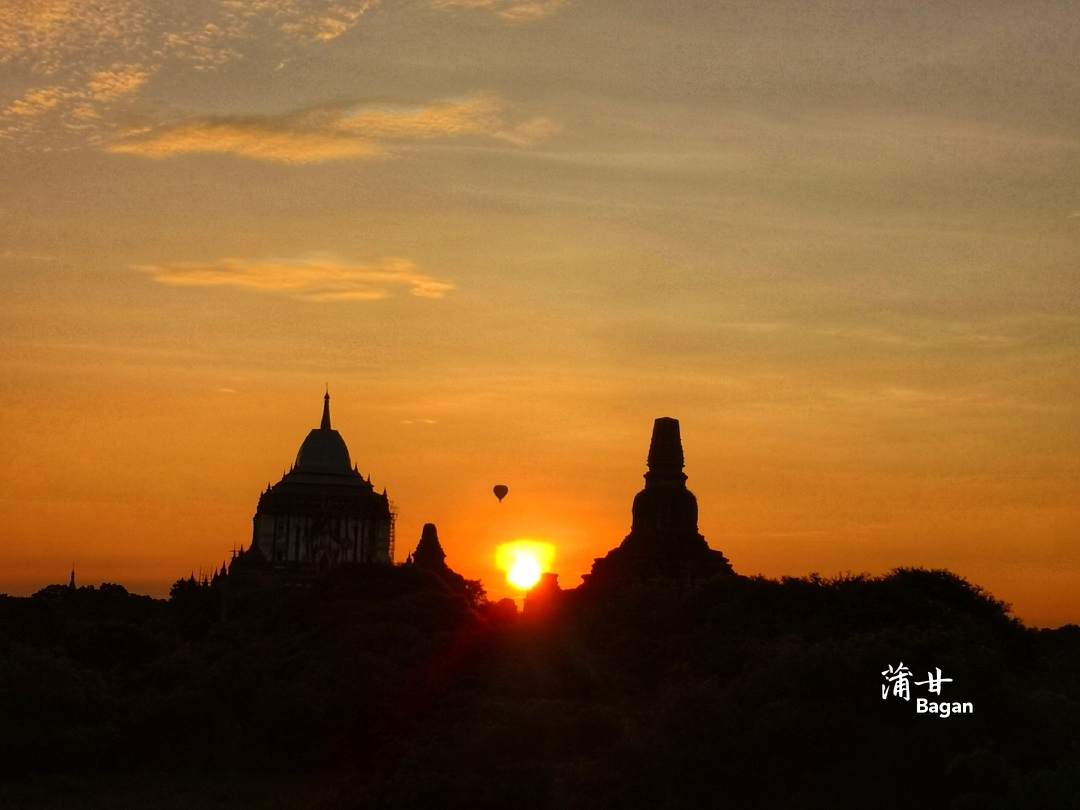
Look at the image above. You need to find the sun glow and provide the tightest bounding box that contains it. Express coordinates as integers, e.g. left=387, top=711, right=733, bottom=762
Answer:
left=495, top=540, right=556, bottom=590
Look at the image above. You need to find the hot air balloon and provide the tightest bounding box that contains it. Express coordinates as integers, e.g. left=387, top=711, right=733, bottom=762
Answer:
left=493, top=484, right=509, bottom=502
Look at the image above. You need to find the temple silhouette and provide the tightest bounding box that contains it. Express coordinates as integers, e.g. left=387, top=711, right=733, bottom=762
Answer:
left=583, top=416, right=733, bottom=588
left=224, top=399, right=731, bottom=596
left=224, top=393, right=484, bottom=590
left=245, top=392, right=395, bottom=577
left=402, top=522, right=478, bottom=597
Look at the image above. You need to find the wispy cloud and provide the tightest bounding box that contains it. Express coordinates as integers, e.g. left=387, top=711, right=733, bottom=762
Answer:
left=0, top=0, right=553, bottom=147
left=134, top=255, right=455, bottom=301
left=0, top=249, right=58, bottom=262
left=109, top=119, right=382, bottom=162
left=0, top=0, right=149, bottom=74
left=3, top=64, right=150, bottom=127
left=0, top=0, right=153, bottom=138
left=87, top=64, right=150, bottom=101
left=5, top=86, right=70, bottom=116
left=281, top=0, right=381, bottom=41
left=0, top=0, right=377, bottom=71
left=108, top=94, right=557, bottom=162
left=0, top=0, right=380, bottom=143
left=431, top=0, right=566, bottom=22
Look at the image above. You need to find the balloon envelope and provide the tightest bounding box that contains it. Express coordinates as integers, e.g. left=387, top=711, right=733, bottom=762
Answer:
left=493, top=485, right=509, bottom=502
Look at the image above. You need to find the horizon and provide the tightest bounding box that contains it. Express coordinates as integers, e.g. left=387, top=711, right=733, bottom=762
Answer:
left=1, top=392, right=1074, bottom=628
left=3, top=0, right=1080, bottom=628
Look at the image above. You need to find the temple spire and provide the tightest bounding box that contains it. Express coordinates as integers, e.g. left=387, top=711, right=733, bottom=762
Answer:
left=413, top=523, right=447, bottom=570
left=321, top=389, right=332, bottom=430
left=580, top=416, right=734, bottom=589
left=644, top=416, right=687, bottom=486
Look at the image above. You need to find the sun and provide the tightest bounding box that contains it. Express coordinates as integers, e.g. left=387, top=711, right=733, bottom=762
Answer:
left=508, top=554, right=542, bottom=589
left=495, top=540, right=555, bottom=590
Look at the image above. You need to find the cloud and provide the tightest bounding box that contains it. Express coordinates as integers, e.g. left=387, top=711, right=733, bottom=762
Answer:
left=1, top=0, right=152, bottom=141
left=108, top=94, right=557, bottom=162
left=134, top=255, right=455, bottom=301
left=0, top=0, right=377, bottom=71
left=431, top=0, right=566, bottom=21
left=109, top=119, right=381, bottom=162
left=0, top=0, right=148, bottom=73
left=338, top=96, right=504, bottom=139
left=277, top=0, right=381, bottom=41
left=2, top=65, right=148, bottom=140
left=495, top=116, right=560, bottom=145
left=88, top=64, right=150, bottom=101
left=0, top=0, right=379, bottom=144
left=0, top=0, right=552, bottom=148
left=0, top=249, right=57, bottom=262
left=6, top=86, right=69, bottom=116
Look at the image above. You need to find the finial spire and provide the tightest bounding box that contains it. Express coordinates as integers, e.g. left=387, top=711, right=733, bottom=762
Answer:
left=644, top=417, right=687, bottom=486
left=321, top=389, right=332, bottom=430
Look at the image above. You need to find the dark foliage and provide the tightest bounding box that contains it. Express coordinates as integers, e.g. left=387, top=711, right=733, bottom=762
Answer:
left=0, top=566, right=480, bottom=777
left=1, top=568, right=1078, bottom=810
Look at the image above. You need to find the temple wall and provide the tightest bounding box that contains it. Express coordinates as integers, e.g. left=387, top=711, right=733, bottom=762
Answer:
left=253, top=511, right=391, bottom=568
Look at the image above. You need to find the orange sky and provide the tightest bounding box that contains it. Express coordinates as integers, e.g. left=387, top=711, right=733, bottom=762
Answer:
left=2, top=0, right=1079, bottom=626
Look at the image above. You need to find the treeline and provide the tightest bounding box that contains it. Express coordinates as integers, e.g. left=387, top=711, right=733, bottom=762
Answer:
left=1, top=567, right=1079, bottom=809
left=0, top=566, right=486, bottom=775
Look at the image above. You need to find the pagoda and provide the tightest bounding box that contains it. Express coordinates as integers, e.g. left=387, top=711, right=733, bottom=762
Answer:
left=583, top=417, right=733, bottom=587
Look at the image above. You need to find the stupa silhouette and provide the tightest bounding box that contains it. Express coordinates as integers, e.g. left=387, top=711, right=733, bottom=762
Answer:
left=583, top=417, right=733, bottom=587
left=412, top=523, right=448, bottom=571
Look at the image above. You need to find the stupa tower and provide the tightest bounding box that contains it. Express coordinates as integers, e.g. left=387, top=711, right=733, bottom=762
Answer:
left=412, top=523, right=448, bottom=571
left=584, top=417, right=733, bottom=587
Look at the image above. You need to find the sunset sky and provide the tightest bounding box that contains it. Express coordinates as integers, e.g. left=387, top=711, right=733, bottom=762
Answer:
left=2, top=0, right=1079, bottom=625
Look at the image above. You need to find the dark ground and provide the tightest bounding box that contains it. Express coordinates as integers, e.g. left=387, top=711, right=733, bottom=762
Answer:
left=1, top=565, right=1078, bottom=809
